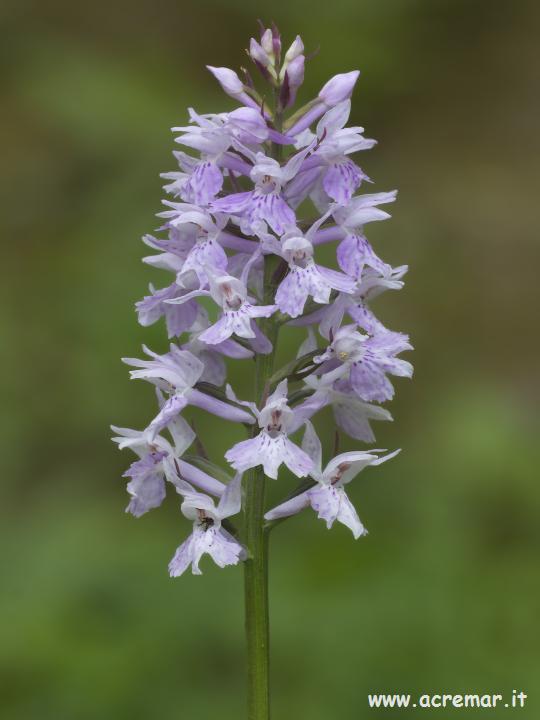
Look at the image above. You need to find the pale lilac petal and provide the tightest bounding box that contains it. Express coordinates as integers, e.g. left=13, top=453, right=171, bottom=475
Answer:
left=350, top=361, right=395, bottom=402
left=199, top=350, right=226, bottom=386
left=323, top=159, right=364, bottom=205
left=168, top=535, right=196, bottom=577
left=337, top=234, right=389, bottom=278
left=207, top=527, right=247, bottom=568
left=199, top=315, right=235, bottom=345
left=289, top=392, right=329, bottom=432
left=284, top=166, right=321, bottom=208
left=225, top=435, right=268, bottom=474
left=162, top=404, right=196, bottom=454
left=136, top=284, right=199, bottom=338
left=123, top=451, right=167, bottom=517
left=323, top=450, right=381, bottom=485
left=248, top=321, right=273, bottom=354
left=217, top=474, right=243, bottom=519
left=316, top=99, right=351, bottom=135
left=301, top=421, right=322, bottom=477
left=318, top=293, right=348, bottom=339
left=307, top=485, right=340, bottom=528
left=212, top=191, right=252, bottom=214
left=275, top=268, right=310, bottom=318
left=332, top=395, right=392, bottom=442
left=246, top=192, right=296, bottom=235
left=316, top=265, right=356, bottom=294
left=336, top=492, right=367, bottom=538
left=182, top=161, right=223, bottom=205
left=180, top=239, right=228, bottom=283
left=226, top=433, right=309, bottom=479
left=165, top=300, right=199, bottom=338
left=281, top=437, right=313, bottom=478
left=147, top=395, right=189, bottom=439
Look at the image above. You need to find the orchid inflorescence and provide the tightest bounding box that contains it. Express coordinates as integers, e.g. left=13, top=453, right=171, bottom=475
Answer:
left=112, top=23, right=412, bottom=580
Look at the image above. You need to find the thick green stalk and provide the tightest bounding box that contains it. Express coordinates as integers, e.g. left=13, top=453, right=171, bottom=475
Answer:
left=243, top=254, right=280, bottom=720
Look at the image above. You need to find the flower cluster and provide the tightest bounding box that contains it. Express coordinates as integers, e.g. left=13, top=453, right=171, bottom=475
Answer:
left=113, top=25, right=412, bottom=576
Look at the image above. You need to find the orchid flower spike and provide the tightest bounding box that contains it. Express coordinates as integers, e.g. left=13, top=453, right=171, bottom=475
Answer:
left=113, top=25, right=412, bottom=607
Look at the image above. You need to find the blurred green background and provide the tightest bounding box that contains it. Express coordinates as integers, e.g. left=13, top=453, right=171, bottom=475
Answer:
left=1, top=0, right=539, bottom=718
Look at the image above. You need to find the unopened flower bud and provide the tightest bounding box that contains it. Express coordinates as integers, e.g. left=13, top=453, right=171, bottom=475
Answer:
left=207, top=66, right=244, bottom=98
left=261, top=28, right=274, bottom=58
left=319, top=70, right=360, bottom=107
left=249, top=38, right=272, bottom=68
left=284, top=35, right=304, bottom=63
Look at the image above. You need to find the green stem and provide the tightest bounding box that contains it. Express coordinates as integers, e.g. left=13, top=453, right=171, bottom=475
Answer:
left=244, top=467, right=271, bottom=720
left=243, top=254, right=280, bottom=720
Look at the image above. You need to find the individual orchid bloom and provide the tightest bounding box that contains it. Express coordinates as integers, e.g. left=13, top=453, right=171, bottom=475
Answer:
left=275, top=218, right=356, bottom=318
left=324, top=265, right=409, bottom=338
left=166, top=271, right=277, bottom=348
left=292, top=374, right=393, bottom=443
left=265, top=421, right=399, bottom=537
left=181, top=309, right=253, bottom=386
left=163, top=151, right=224, bottom=207
left=111, top=410, right=226, bottom=516
left=225, top=380, right=313, bottom=479
left=169, top=473, right=247, bottom=576
left=141, top=224, right=197, bottom=273
left=295, top=264, right=409, bottom=339
left=315, top=324, right=413, bottom=403
left=286, top=100, right=375, bottom=209
left=210, top=146, right=312, bottom=236
left=111, top=413, right=193, bottom=517
left=331, top=191, right=397, bottom=278
left=154, top=206, right=229, bottom=286
left=122, top=345, right=255, bottom=438
left=136, top=281, right=201, bottom=339
left=163, top=106, right=270, bottom=206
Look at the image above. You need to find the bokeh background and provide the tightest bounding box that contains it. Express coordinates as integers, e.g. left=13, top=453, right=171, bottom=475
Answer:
left=1, top=1, right=539, bottom=718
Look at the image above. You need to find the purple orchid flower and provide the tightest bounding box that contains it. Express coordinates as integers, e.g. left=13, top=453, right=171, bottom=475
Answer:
left=166, top=269, right=277, bottom=349
left=153, top=206, right=229, bottom=287
left=293, top=374, right=393, bottom=443
left=275, top=217, right=356, bottom=318
left=225, top=380, right=312, bottom=479
left=169, top=473, right=247, bottom=576
left=211, top=145, right=312, bottom=236
left=286, top=100, right=375, bottom=209
left=293, top=264, right=409, bottom=339
left=331, top=191, right=398, bottom=278
left=265, top=421, right=399, bottom=537
left=136, top=281, right=201, bottom=339
left=315, top=324, right=413, bottom=403
left=122, top=345, right=255, bottom=438
left=111, top=412, right=226, bottom=516
left=163, top=106, right=270, bottom=206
